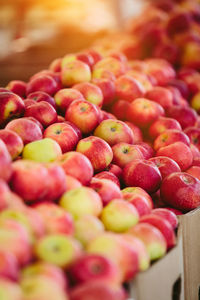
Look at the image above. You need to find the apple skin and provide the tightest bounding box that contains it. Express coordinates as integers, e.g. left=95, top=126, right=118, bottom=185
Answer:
left=0, top=92, right=25, bottom=126
left=26, top=75, right=58, bottom=96
left=60, top=187, right=102, bottom=220
left=0, top=250, right=19, bottom=281
left=23, top=99, right=36, bottom=108
left=0, top=129, right=24, bottom=159
left=86, top=49, right=102, bottom=64
left=184, top=126, right=200, bottom=151
left=22, top=138, right=62, bottom=163
left=191, top=92, right=200, bottom=114
left=93, top=78, right=116, bottom=108
left=124, top=121, right=143, bottom=143
left=0, top=139, right=12, bottom=182
left=115, top=75, right=145, bottom=102
left=93, top=57, right=126, bottom=78
left=100, top=111, right=116, bottom=121
left=56, top=151, right=93, bottom=186
left=64, top=121, right=82, bottom=140
left=190, top=144, right=200, bottom=159
left=76, top=52, right=94, bottom=68
left=0, top=179, right=12, bottom=211
left=0, top=279, right=22, bottom=300
left=149, top=156, right=181, bottom=179
left=106, top=164, right=123, bottom=181
left=140, top=214, right=176, bottom=250
left=35, top=202, right=74, bottom=236
left=128, top=223, right=167, bottom=261
left=6, top=118, right=43, bottom=144
left=44, top=122, right=79, bottom=153
left=90, top=178, right=122, bottom=206
left=27, top=91, right=56, bottom=108
left=6, top=80, right=27, bottom=98
left=69, top=280, right=127, bottom=300
left=65, top=175, right=82, bottom=191
left=112, top=142, right=144, bottom=168
left=73, top=82, right=103, bottom=107
left=74, top=215, right=104, bottom=247
left=94, top=119, right=134, bottom=146
left=186, top=166, right=200, bottom=181
left=101, top=199, right=139, bottom=233
left=127, top=98, right=165, bottom=130
left=193, top=157, right=200, bottom=167
left=92, top=68, right=116, bottom=81
left=65, top=99, right=100, bottom=134
left=145, top=86, right=173, bottom=109
left=164, top=207, right=183, bottom=216
left=148, top=117, right=182, bottom=140
left=61, top=60, right=91, bottom=87
left=111, top=100, right=131, bottom=121
left=49, top=57, right=62, bottom=72
left=166, top=105, right=198, bottom=129
left=153, top=129, right=190, bottom=151
left=160, top=172, right=200, bottom=211
left=123, top=159, right=162, bottom=194
left=54, top=88, right=84, bottom=114
left=156, top=141, right=193, bottom=171
left=76, top=136, right=113, bottom=172
left=151, top=208, right=178, bottom=229
left=23, top=116, right=44, bottom=132
left=94, top=171, right=120, bottom=187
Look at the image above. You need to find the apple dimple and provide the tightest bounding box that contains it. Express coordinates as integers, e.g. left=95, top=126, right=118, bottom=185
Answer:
left=110, top=127, right=116, bottom=132
left=181, top=174, right=196, bottom=185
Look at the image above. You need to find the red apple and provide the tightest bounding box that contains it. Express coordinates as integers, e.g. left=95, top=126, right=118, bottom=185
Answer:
left=73, top=82, right=103, bottom=107
left=149, top=156, right=181, bottom=179
left=151, top=208, right=178, bottom=229
left=54, top=88, right=84, bottom=114
left=190, top=144, right=200, bottom=159
left=193, top=157, right=200, bottom=167
left=0, top=92, right=25, bottom=125
left=148, top=117, right=182, bottom=140
left=94, top=171, right=120, bottom=187
left=153, top=129, right=190, bottom=151
left=61, top=60, right=91, bottom=87
left=164, top=207, right=183, bottom=216
left=0, top=250, right=19, bottom=281
left=23, top=116, right=43, bottom=132
left=111, top=100, right=131, bottom=121
left=166, top=105, right=198, bottom=129
left=86, top=49, right=102, bottom=64
left=93, top=78, right=116, bottom=108
left=0, top=139, right=12, bottom=182
left=100, top=111, right=117, bottom=121
left=24, top=99, right=36, bottom=108
left=26, top=91, right=56, bottom=108
left=115, top=75, right=145, bottom=102
left=105, top=164, right=123, bottom=181
left=145, top=87, right=173, bottom=109
left=93, top=57, right=126, bottom=78
left=6, top=80, right=26, bottom=98
left=0, top=129, right=23, bottom=159
left=49, top=58, right=62, bottom=72
left=124, top=121, right=143, bottom=143
left=65, top=121, right=82, bottom=140
left=65, top=174, right=82, bottom=191
left=184, top=126, right=200, bottom=151
left=26, top=75, right=58, bottom=96
left=76, top=52, right=94, bottom=68
left=186, top=166, right=200, bottom=181
left=136, top=142, right=154, bottom=159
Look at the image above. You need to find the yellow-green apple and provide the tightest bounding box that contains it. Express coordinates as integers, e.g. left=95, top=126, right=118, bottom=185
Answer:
left=93, top=78, right=116, bottom=108
left=90, top=178, right=122, bottom=206
left=93, top=57, right=126, bottom=78
left=122, top=187, right=153, bottom=217
left=6, top=80, right=26, bottom=98
left=129, top=223, right=167, bottom=261
left=0, top=219, right=32, bottom=265
left=160, top=172, right=200, bottom=211
left=73, top=82, right=103, bottom=107
left=74, top=215, right=104, bottom=247
left=26, top=75, right=58, bottom=96
left=123, top=159, right=162, bottom=193
left=86, top=232, right=139, bottom=281
left=0, top=279, right=22, bottom=300
left=156, top=141, right=193, bottom=171
left=35, top=234, right=82, bottom=268
left=112, top=142, right=144, bottom=168
left=0, top=92, right=25, bottom=126
left=140, top=214, right=176, bottom=249
left=115, top=75, right=145, bottom=102
left=65, top=174, right=82, bottom=191
left=11, top=160, right=49, bottom=203
left=61, top=61, right=91, bottom=87
left=127, top=98, right=165, bottom=129
left=25, top=101, right=57, bottom=127
left=151, top=208, right=178, bottom=229
left=21, top=275, right=69, bottom=300
left=111, top=100, right=130, bottom=121
left=56, top=151, right=93, bottom=185
left=181, top=41, right=200, bottom=70
left=26, top=91, right=56, bottom=108
left=153, top=129, right=190, bottom=151
left=0, top=250, right=19, bottom=281
left=0, top=139, right=12, bottom=182
left=94, top=119, right=134, bottom=146
left=94, top=171, right=120, bottom=187
left=184, top=126, right=200, bottom=151
left=44, top=123, right=79, bottom=153
left=6, top=118, right=42, bottom=144
left=0, top=129, right=23, bottom=159
left=101, top=199, right=139, bottom=233
left=60, top=187, right=102, bottom=219
left=186, top=166, right=200, bottom=181
left=65, top=100, right=100, bottom=134
left=191, top=92, right=200, bottom=114
left=149, top=156, right=181, bottom=179
left=92, top=68, right=116, bottom=81
left=106, top=164, right=123, bottom=181
left=22, top=138, right=62, bottom=163
left=49, top=58, right=62, bottom=72
left=54, top=88, right=84, bottom=114
left=166, top=105, right=198, bottom=129
left=124, top=121, right=143, bottom=143
left=35, top=202, right=74, bottom=236
left=145, top=86, right=173, bottom=109
left=76, top=136, right=113, bottom=172
left=148, top=116, right=182, bottom=140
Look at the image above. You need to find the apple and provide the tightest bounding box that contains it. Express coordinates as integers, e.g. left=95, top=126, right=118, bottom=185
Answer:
left=59, top=187, right=102, bottom=219
left=148, top=117, right=182, bottom=140
left=61, top=60, right=91, bottom=87
left=86, top=49, right=102, bottom=64
left=153, top=129, right=190, bottom=151
left=73, top=82, right=103, bottom=107
left=160, top=172, right=200, bottom=211
left=115, top=75, right=145, bottom=102
left=100, top=111, right=116, bottom=121
left=124, top=121, right=143, bottom=143
left=152, top=40, right=179, bottom=65
left=94, top=119, right=134, bottom=146
left=0, top=92, right=25, bottom=126
left=65, top=100, right=100, bottom=134
left=0, top=139, right=12, bottom=182
left=56, top=151, right=93, bottom=186
left=106, top=164, right=123, bottom=181
left=26, top=91, right=56, bottom=108
left=0, top=179, right=12, bottom=211
left=24, top=99, right=36, bottom=108
left=35, top=234, right=82, bottom=268
left=22, top=138, right=62, bottom=163
left=145, top=87, right=173, bottom=109
left=94, top=171, right=120, bottom=187
left=26, top=75, right=58, bottom=96
left=123, top=159, right=162, bottom=193
left=29, top=70, right=61, bottom=87
left=167, top=78, right=189, bottom=99
left=76, top=52, right=94, bottom=68
left=184, top=126, right=200, bottom=151
left=90, top=178, right=122, bottom=206
left=23, top=116, right=43, bottom=132
left=191, top=92, right=200, bottom=114
left=149, top=156, right=181, bottom=179
left=76, top=136, right=113, bottom=172
left=6, top=80, right=26, bottom=98
left=49, top=58, right=62, bottom=72
left=101, top=199, right=139, bottom=233
left=44, top=122, right=79, bottom=153
left=112, top=142, right=144, bottom=168
left=181, top=41, right=200, bottom=70
left=0, top=88, right=9, bottom=93
left=156, top=141, right=193, bottom=171
left=193, top=157, right=200, bottom=167
left=93, top=78, right=116, bottom=108
left=125, top=70, right=153, bottom=92
left=92, top=68, right=116, bottom=81
left=74, top=215, right=104, bottom=247
left=128, top=223, right=167, bottom=261
left=0, top=279, right=22, bottom=300
left=111, top=100, right=131, bottom=121
left=151, top=208, right=178, bottom=229
left=6, top=118, right=43, bottom=144
left=54, top=88, right=84, bottom=114
left=127, top=98, right=165, bottom=129
left=186, top=166, right=200, bottom=181
left=166, top=105, right=198, bottom=129
left=0, top=250, right=19, bottom=281
left=93, top=57, right=126, bottom=78
left=190, top=143, right=200, bottom=159
left=0, top=129, right=23, bottom=159
left=65, top=175, right=82, bottom=191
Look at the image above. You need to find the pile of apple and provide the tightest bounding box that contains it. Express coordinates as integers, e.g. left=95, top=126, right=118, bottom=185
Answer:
left=0, top=28, right=200, bottom=299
